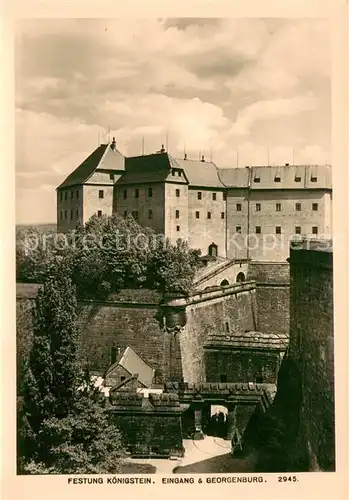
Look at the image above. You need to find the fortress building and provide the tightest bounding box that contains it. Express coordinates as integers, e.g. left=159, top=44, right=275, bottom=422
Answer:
left=57, top=140, right=332, bottom=261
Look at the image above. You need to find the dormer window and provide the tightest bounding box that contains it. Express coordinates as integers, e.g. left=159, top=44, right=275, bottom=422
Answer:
left=295, top=176, right=301, bottom=182
left=311, top=176, right=318, bottom=182
left=274, top=176, right=281, bottom=183
left=254, top=177, right=260, bottom=183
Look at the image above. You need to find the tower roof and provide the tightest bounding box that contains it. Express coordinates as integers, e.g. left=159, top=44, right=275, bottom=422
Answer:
left=57, top=141, right=125, bottom=189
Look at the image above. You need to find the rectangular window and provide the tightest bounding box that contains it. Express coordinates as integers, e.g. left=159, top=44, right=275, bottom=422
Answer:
left=64, top=210, right=67, bottom=220
left=221, top=212, right=225, bottom=219
left=212, top=193, right=217, bottom=201
left=275, top=226, right=281, bottom=234
left=197, top=192, right=202, bottom=200
left=236, top=203, right=242, bottom=211
left=276, top=203, right=281, bottom=212
left=274, top=176, right=281, bottom=183
left=97, top=210, right=102, bottom=217
left=254, top=177, right=260, bottom=183
left=132, top=211, right=139, bottom=220
left=223, top=192, right=227, bottom=201
left=76, top=190, right=79, bottom=199
left=60, top=210, right=63, bottom=220
left=148, top=209, right=153, bottom=219
left=295, top=176, right=301, bottom=182
left=172, top=169, right=175, bottom=176
left=110, top=173, right=115, bottom=181
left=76, top=209, right=79, bottom=218
left=71, top=191, right=74, bottom=199
left=311, top=176, right=318, bottom=182
left=176, top=189, right=180, bottom=197
left=295, top=203, right=301, bottom=211
left=148, top=187, right=153, bottom=197
left=236, top=226, right=241, bottom=233
left=123, top=210, right=127, bottom=218
left=123, top=189, right=127, bottom=199
left=312, top=226, right=318, bottom=235
left=256, top=203, right=261, bottom=211
left=135, top=188, right=139, bottom=198
left=225, top=322, right=230, bottom=333
left=178, top=171, right=182, bottom=177
left=65, top=192, right=67, bottom=201
left=256, top=226, right=261, bottom=234
left=175, top=210, right=180, bottom=219
left=60, top=191, right=63, bottom=202
left=176, top=225, right=180, bottom=232
left=196, top=211, right=200, bottom=219
left=295, top=226, right=301, bottom=234
left=99, top=190, right=104, bottom=199
left=207, top=212, right=211, bottom=219
left=312, top=203, right=318, bottom=211
left=70, top=209, right=73, bottom=220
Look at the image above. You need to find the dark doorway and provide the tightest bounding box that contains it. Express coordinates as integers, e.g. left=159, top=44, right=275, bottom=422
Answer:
left=208, top=243, right=218, bottom=257
left=236, top=272, right=246, bottom=283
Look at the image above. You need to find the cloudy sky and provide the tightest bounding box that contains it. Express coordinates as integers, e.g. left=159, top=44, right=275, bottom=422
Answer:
left=15, top=18, right=331, bottom=224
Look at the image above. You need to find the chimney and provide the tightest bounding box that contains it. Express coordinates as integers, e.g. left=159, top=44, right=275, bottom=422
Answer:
left=285, top=163, right=289, bottom=166
left=111, top=137, right=116, bottom=151
left=184, top=153, right=188, bottom=160
left=201, top=155, right=205, bottom=162
left=160, top=144, right=165, bottom=153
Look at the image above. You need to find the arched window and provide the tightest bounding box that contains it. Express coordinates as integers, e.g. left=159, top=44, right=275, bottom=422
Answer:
left=236, top=272, right=246, bottom=283
left=220, top=279, right=229, bottom=287
left=208, top=242, right=218, bottom=257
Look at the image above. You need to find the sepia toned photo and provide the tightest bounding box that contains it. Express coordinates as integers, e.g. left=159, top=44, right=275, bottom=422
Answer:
left=15, top=17, right=335, bottom=478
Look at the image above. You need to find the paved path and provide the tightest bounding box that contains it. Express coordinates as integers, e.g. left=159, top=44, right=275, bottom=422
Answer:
left=125, top=437, right=251, bottom=474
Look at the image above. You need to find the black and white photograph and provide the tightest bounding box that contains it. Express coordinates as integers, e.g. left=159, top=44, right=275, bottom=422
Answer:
left=13, top=16, right=338, bottom=481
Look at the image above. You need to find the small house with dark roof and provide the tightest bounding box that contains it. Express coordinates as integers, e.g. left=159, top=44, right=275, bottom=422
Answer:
left=56, top=138, right=125, bottom=232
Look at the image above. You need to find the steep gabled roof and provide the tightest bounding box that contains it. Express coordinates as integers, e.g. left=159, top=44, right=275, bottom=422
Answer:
left=57, top=142, right=125, bottom=189
left=105, top=346, right=154, bottom=388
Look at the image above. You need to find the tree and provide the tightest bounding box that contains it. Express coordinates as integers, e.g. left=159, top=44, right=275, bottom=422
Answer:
left=18, top=263, right=125, bottom=474
left=16, top=215, right=203, bottom=295
left=148, top=238, right=202, bottom=293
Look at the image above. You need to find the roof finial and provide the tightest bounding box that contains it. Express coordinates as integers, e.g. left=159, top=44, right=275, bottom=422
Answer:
left=160, top=144, right=165, bottom=153
left=201, top=154, right=205, bottom=162
left=110, top=137, right=116, bottom=151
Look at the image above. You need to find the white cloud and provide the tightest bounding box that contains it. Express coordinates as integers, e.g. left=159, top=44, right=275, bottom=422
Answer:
left=229, top=93, right=317, bottom=136
left=15, top=18, right=331, bottom=224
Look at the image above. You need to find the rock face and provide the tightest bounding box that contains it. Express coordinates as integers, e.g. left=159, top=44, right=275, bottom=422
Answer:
left=244, top=240, right=335, bottom=472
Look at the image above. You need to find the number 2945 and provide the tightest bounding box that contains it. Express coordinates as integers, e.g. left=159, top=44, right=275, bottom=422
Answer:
left=278, top=476, right=298, bottom=482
